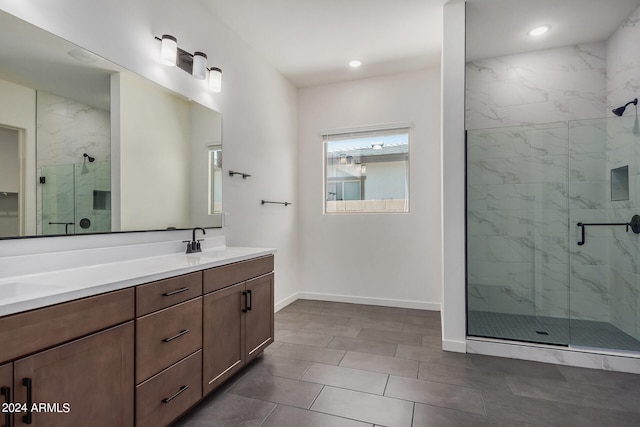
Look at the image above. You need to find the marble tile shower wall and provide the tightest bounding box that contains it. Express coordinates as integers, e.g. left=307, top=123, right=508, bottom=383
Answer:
left=606, top=4, right=640, bottom=342
left=466, top=42, right=607, bottom=131
left=36, top=91, right=110, bottom=234
left=468, top=123, right=570, bottom=318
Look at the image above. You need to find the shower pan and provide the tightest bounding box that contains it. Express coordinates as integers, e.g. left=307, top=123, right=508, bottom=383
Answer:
left=466, top=116, right=640, bottom=354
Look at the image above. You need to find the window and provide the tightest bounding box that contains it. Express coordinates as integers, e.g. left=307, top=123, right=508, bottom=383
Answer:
left=324, top=127, right=410, bottom=213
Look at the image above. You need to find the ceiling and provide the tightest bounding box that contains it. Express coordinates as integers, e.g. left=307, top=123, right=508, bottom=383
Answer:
left=203, top=0, right=640, bottom=87
left=201, top=0, right=448, bottom=88
left=466, top=0, right=640, bottom=62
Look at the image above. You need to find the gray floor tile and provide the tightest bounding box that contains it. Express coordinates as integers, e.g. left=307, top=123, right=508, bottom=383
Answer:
left=396, top=344, right=444, bottom=363
left=174, top=392, right=275, bottom=427
left=244, top=354, right=313, bottom=380
left=275, top=311, right=302, bottom=320
left=275, top=330, right=335, bottom=347
left=275, top=317, right=309, bottom=331
left=418, top=361, right=510, bottom=393
left=297, top=312, right=352, bottom=326
left=348, top=317, right=405, bottom=332
left=385, top=376, right=486, bottom=416
left=401, top=322, right=442, bottom=335
left=311, top=386, right=414, bottom=427
left=483, top=390, right=640, bottom=427
left=506, top=375, right=625, bottom=411
left=557, top=364, right=640, bottom=392
left=229, top=373, right=323, bottom=409
left=356, top=328, right=423, bottom=346
left=272, top=342, right=347, bottom=365
left=263, top=341, right=284, bottom=355
left=340, top=351, right=419, bottom=378
left=421, top=335, right=443, bottom=348
left=261, top=405, right=373, bottom=427
left=174, top=300, right=640, bottom=427
left=327, top=336, right=398, bottom=357
left=413, top=403, right=528, bottom=427
left=301, top=363, right=389, bottom=394
left=302, top=322, right=362, bottom=338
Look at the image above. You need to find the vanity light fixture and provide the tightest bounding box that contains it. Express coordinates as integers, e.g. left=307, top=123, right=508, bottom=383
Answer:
left=160, top=34, right=178, bottom=66
left=192, top=52, right=208, bottom=80
left=156, top=35, right=223, bottom=92
left=208, top=67, right=222, bottom=92
left=527, top=25, right=550, bottom=37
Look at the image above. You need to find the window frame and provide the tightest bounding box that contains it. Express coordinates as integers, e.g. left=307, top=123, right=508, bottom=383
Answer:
left=322, top=125, right=411, bottom=215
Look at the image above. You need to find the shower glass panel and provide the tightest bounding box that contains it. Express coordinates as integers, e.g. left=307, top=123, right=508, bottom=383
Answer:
left=467, top=117, right=640, bottom=353
left=41, top=161, right=111, bottom=235
left=568, top=117, right=640, bottom=351
left=466, top=122, right=571, bottom=346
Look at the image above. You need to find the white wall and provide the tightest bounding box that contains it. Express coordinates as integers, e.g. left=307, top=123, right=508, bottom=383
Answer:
left=0, top=0, right=299, bottom=307
left=0, top=127, right=19, bottom=192
left=297, top=68, right=442, bottom=309
left=118, top=72, right=191, bottom=231
left=441, top=0, right=467, bottom=352
left=0, top=78, right=36, bottom=235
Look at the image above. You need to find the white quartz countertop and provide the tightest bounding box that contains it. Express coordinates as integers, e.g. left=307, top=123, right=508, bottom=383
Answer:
left=0, top=244, right=275, bottom=317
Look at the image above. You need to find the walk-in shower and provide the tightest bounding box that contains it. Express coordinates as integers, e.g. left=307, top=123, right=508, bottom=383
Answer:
left=466, top=116, right=640, bottom=353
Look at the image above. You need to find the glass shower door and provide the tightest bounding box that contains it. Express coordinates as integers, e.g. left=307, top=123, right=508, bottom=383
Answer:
left=41, top=160, right=111, bottom=235
left=41, top=164, right=75, bottom=235
left=568, top=117, right=640, bottom=351
left=466, top=122, right=571, bottom=345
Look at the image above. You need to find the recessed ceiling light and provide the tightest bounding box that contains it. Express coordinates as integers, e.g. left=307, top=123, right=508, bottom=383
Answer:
left=348, top=59, right=362, bottom=68
left=528, top=25, right=550, bottom=37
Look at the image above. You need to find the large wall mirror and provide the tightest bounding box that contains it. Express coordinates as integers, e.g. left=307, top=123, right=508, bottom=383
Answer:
left=0, top=9, right=222, bottom=239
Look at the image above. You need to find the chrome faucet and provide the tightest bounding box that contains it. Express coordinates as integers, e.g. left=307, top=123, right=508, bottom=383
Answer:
left=185, top=227, right=206, bottom=253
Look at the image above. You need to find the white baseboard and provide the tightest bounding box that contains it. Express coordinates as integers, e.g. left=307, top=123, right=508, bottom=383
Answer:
left=275, top=292, right=299, bottom=312
left=442, top=339, right=467, bottom=353
left=297, top=292, right=440, bottom=311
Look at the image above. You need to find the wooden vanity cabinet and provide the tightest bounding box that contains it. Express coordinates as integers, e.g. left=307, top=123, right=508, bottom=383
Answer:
left=13, top=322, right=134, bottom=427
left=1, top=363, right=12, bottom=427
left=0, top=288, right=135, bottom=427
left=134, top=272, right=203, bottom=427
left=202, top=256, right=274, bottom=396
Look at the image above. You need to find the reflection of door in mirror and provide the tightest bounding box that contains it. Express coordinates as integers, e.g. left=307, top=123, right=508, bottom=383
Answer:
left=0, top=126, right=20, bottom=237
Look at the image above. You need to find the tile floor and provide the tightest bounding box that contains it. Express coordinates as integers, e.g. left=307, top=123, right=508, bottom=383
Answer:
left=172, top=299, right=640, bottom=427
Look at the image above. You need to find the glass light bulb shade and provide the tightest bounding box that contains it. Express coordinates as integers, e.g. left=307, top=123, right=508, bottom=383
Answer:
left=160, top=35, right=177, bottom=66
left=209, top=67, right=222, bottom=92
left=192, top=52, right=208, bottom=80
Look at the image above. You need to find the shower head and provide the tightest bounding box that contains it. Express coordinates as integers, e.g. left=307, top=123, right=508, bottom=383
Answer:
left=612, top=98, right=638, bottom=116
left=83, top=153, right=95, bottom=162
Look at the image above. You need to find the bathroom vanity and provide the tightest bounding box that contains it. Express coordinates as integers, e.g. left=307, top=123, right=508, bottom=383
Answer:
left=0, top=241, right=275, bottom=427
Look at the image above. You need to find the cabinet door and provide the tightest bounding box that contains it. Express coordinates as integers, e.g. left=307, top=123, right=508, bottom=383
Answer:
left=1, top=363, right=11, bottom=427
left=202, top=283, right=245, bottom=396
left=13, top=322, right=134, bottom=427
left=245, top=273, right=274, bottom=363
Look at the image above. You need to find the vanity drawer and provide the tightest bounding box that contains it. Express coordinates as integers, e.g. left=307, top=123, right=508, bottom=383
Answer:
left=203, top=255, right=274, bottom=294
left=136, top=350, right=202, bottom=427
left=0, top=288, right=134, bottom=364
left=136, top=271, right=202, bottom=316
left=136, top=297, right=202, bottom=384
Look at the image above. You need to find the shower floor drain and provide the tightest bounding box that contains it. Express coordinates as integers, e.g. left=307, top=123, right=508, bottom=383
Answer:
left=535, top=330, right=549, bottom=335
